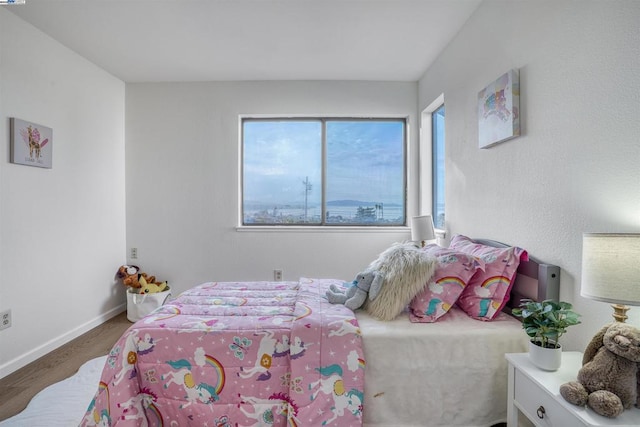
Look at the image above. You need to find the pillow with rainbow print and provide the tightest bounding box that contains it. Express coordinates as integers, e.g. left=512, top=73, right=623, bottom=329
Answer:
left=450, top=235, right=528, bottom=321
left=409, top=245, right=485, bottom=323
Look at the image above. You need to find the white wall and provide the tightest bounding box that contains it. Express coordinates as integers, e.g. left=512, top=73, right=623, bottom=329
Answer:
left=418, top=0, right=640, bottom=351
left=0, top=9, right=126, bottom=377
left=125, top=81, right=418, bottom=293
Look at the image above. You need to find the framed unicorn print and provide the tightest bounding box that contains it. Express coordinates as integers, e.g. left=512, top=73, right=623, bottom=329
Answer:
left=10, top=117, right=53, bottom=168
left=477, top=69, right=520, bottom=149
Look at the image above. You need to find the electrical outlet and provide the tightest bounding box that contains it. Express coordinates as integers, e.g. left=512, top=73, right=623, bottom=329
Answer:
left=0, top=310, right=11, bottom=331
left=131, top=247, right=138, bottom=259
left=274, top=269, right=283, bottom=281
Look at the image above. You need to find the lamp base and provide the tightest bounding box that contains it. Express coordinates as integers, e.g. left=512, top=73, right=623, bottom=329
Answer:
left=611, top=304, right=629, bottom=323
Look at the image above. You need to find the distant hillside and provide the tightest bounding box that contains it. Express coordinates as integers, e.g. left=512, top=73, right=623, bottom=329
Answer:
left=327, top=200, right=401, bottom=207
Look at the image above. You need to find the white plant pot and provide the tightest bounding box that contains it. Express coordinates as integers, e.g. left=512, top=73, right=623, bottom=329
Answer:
left=528, top=340, right=562, bottom=371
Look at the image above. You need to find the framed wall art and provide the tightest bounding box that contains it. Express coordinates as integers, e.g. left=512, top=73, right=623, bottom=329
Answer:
left=10, top=117, right=53, bottom=168
left=477, top=69, right=520, bottom=149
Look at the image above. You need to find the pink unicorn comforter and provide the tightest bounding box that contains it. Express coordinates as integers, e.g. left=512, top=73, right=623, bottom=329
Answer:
left=81, top=278, right=365, bottom=427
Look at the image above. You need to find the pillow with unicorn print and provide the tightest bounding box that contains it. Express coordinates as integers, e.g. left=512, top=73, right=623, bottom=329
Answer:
left=409, top=244, right=485, bottom=323
left=450, top=235, right=528, bottom=321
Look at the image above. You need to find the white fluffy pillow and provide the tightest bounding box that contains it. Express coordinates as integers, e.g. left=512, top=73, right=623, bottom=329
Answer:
left=363, top=242, right=437, bottom=321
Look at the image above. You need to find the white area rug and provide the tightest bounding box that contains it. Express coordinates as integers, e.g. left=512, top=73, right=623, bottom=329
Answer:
left=0, top=356, right=106, bottom=427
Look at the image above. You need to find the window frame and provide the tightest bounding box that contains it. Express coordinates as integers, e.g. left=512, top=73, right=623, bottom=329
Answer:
left=240, top=116, right=408, bottom=228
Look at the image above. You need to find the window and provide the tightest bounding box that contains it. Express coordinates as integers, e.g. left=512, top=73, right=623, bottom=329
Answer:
left=242, top=118, right=406, bottom=226
left=432, top=105, right=445, bottom=229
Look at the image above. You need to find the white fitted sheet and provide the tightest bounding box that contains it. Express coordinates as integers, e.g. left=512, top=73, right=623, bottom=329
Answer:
left=357, top=306, right=528, bottom=427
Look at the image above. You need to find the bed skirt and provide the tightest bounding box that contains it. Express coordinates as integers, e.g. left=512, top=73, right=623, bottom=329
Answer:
left=357, top=307, right=528, bottom=427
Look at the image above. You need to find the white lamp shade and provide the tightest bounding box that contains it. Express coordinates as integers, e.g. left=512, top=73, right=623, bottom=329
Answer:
left=411, top=215, right=435, bottom=242
left=581, top=233, right=640, bottom=306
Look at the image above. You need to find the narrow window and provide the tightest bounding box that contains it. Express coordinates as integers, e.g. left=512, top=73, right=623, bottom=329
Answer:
left=432, top=105, right=445, bottom=229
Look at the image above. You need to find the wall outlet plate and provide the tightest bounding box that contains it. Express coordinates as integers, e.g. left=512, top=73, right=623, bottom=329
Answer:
left=0, top=309, right=11, bottom=330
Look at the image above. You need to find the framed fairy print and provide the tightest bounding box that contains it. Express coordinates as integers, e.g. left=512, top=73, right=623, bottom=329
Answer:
left=10, top=117, right=53, bottom=168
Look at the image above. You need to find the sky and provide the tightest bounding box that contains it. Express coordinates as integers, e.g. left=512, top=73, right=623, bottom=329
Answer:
left=243, top=119, right=405, bottom=207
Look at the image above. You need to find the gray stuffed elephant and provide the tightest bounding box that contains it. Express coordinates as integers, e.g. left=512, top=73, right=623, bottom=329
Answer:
left=326, top=270, right=383, bottom=311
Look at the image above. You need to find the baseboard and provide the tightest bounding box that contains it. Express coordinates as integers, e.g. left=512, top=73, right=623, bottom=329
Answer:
left=0, top=303, right=126, bottom=379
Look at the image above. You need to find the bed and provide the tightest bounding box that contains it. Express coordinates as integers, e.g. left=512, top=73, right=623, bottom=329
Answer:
left=81, top=237, right=560, bottom=427
left=357, top=239, right=560, bottom=427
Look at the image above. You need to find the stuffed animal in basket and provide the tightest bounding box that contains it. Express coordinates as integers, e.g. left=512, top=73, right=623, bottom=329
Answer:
left=116, top=264, right=160, bottom=289
left=136, top=276, right=168, bottom=295
left=326, top=269, right=384, bottom=310
left=559, top=322, right=640, bottom=418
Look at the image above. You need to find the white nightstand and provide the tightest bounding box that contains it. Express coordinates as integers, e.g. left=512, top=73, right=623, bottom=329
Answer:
left=506, top=352, right=640, bottom=427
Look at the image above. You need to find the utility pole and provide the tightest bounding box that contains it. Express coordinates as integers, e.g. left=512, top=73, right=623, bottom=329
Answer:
left=303, top=176, right=312, bottom=222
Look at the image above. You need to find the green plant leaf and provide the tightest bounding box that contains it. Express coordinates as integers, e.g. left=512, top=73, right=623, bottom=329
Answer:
left=514, top=299, right=581, bottom=346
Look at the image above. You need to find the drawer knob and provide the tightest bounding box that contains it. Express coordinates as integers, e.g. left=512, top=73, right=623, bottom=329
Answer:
left=537, top=405, right=546, bottom=419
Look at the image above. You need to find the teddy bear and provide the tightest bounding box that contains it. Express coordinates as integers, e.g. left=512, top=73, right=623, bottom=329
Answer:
left=326, top=270, right=384, bottom=311
left=116, top=264, right=158, bottom=289
left=559, top=322, right=640, bottom=418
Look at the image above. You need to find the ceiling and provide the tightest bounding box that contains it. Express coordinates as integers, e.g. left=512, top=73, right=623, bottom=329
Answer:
left=7, top=0, right=482, bottom=83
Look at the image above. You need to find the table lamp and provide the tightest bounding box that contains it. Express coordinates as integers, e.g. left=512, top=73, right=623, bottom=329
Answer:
left=580, top=233, right=640, bottom=323
left=411, top=215, right=435, bottom=247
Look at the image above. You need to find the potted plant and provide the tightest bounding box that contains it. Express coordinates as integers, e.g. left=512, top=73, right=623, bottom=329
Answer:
left=512, top=299, right=581, bottom=371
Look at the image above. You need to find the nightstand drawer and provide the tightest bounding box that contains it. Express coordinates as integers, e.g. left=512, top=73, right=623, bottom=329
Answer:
left=514, top=369, right=587, bottom=427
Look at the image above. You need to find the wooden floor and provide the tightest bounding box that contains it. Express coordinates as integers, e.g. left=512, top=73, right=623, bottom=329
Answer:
left=0, top=311, right=131, bottom=421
